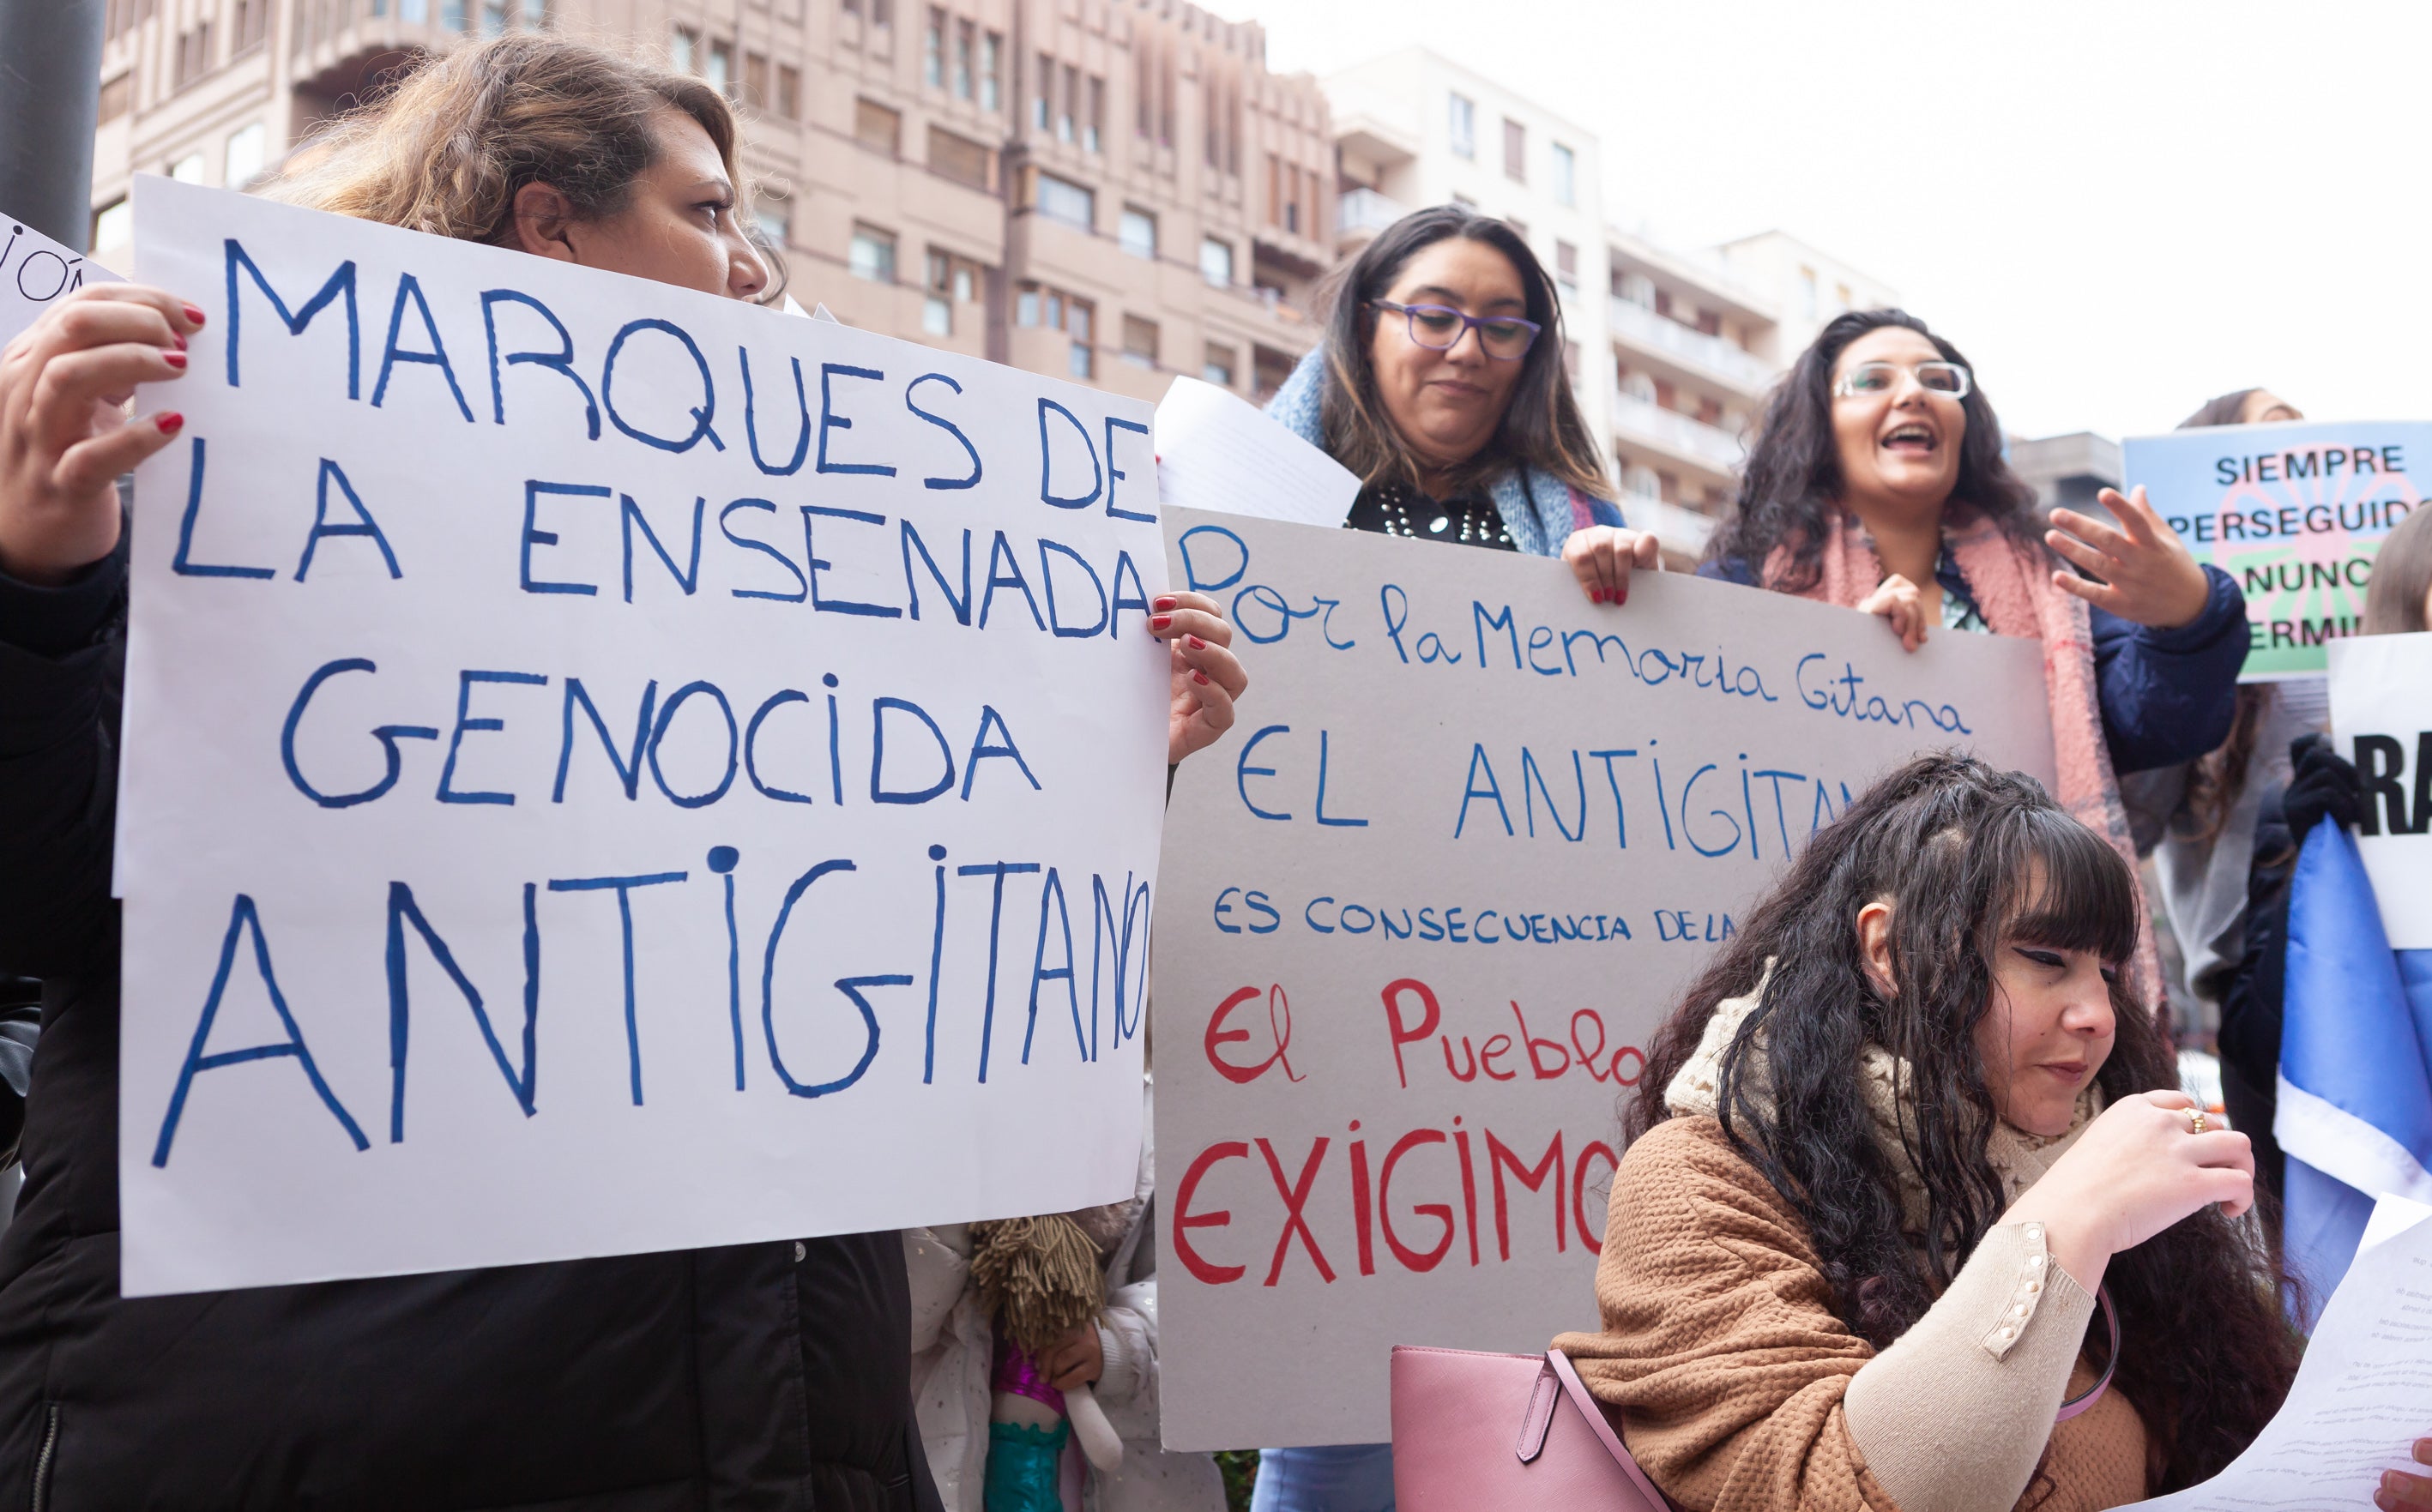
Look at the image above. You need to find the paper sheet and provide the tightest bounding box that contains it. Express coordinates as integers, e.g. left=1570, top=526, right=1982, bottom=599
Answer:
left=2129, top=1195, right=2432, bottom=1508
left=1154, top=376, right=1359, bottom=528
left=3, top=214, right=124, bottom=351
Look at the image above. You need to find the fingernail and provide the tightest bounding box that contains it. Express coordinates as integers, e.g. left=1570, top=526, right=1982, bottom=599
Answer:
left=162, top=350, right=187, bottom=369
left=1153, top=595, right=1177, bottom=611
left=1186, top=635, right=1206, bottom=649
left=172, top=332, right=187, bottom=351
left=1150, top=614, right=1172, bottom=631
left=1192, top=671, right=1210, bottom=685
left=182, top=304, right=206, bottom=326
left=156, top=412, right=184, bottom=434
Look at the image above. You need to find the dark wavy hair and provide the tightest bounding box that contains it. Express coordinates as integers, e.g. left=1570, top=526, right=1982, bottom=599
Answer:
left=1313, top=205, right=1607, bottom=499
left=1628, top=754, right=2301, bottom=1491
left=1705, top=310, right=2039, bottom=589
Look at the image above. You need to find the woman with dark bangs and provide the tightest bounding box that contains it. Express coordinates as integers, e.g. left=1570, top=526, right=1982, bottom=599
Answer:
left=1554, top=754, right=2432, bottom=1510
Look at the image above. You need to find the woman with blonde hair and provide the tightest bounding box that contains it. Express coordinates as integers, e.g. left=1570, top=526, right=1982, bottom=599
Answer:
left=0, top=32, right=1243, bottom=1509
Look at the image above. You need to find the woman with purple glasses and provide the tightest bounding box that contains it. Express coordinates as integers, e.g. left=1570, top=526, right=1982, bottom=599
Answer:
left=1265, top=204, right=1663, bottom=606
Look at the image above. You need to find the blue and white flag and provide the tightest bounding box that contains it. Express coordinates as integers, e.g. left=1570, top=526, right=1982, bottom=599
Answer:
left=2277, top=822, right=2432, bottom=1322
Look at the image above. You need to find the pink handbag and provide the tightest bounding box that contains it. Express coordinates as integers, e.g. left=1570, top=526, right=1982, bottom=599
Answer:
left=1390, top=1346, right=1678, bottom=1511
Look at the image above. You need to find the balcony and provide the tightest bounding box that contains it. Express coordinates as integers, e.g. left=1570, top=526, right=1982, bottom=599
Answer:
left=1609, top=390, right=1745, bottom=476
left=1608, top=297, right=1775, bottom=396
left=1337, top=187, right=1410, bottom=244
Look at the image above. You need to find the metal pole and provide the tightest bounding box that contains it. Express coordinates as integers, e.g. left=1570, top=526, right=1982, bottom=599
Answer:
left=0, top=0, right=107, bottom=253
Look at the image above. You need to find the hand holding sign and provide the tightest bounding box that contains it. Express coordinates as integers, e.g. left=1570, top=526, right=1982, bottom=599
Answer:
left=1154, top=588, right=1246, bottom=764
left=2045, top=485, right=2213, bottom=630
left=0, top=284, right=201, bottom=583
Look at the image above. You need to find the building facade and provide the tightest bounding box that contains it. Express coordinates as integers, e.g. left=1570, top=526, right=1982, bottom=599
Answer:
left=84, top=0, right=1334, bottom=405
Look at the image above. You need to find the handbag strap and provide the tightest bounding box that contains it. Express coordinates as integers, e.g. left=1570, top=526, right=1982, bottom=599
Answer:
left=2054, top=1285, right=2121, bottom=1425
left=1525, top=1350, right=1683, bottom=1511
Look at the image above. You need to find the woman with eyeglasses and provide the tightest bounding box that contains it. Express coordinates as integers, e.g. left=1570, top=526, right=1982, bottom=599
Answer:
left=1684, top=310, right=2247, bottom=1009
left=1265, top=204, right=1661, bottom=606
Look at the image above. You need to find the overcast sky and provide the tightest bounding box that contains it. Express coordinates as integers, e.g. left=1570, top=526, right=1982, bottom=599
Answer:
left=1223, top=0, right=2432, bottom=444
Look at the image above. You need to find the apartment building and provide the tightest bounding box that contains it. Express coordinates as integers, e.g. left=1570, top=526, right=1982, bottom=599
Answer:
left=1325, top=48, right=1610, bottom=455
left=83, top=0, right=1334, bottom=404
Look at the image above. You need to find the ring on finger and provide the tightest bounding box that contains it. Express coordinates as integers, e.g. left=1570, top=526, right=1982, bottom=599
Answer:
left=2183, top=1105, right=2207, bottom=1136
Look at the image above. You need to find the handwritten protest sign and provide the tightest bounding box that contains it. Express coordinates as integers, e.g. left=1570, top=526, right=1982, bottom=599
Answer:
left=1150, top=508, right=2058, bottom=1449
left=2124, top=419, right=2428, bottom=678
left=120, top=177, right=1168, bottom=1296
left=2, top=214, right=124, bottom=351
left=2328, top=631, right=2432, bottom=949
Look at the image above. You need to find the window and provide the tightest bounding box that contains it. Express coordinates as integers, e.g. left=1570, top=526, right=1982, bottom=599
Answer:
left=1503, top=117, right=1526, bottom=181
left=97, top=75, right=130, bottom=123
left=1283, top=166, right=1301, bottom=234
left=1119, top=207, right=1156, bottom=260
left=522, top=0, right=546, bottom=24
left=744, top=52, right=769, bottom=110
left=1121, top=315, right=1158, bottom=370
left=872, top=0, right=892, bottom=26
left=1694, top=308, right=1721, bottom=337
left=1085, top=75, right=1103, bottom=153
left=233, top=0, right=269, bottom=51
left=707, top=41, right=732, bottom=95
left=777, top=65, right=800, bottom=119
left=1058, top=63, right=1077, bottom=142
left=848, top=225, right=897, bottom=283
left=669, top=26, right=695, bottom=74
left=1018, top=286, right=1095, bottom=378
left=1554, top=239, right=1578, bottom=291
left=1203, top=343, right=1235, bottom=389
left=440, top=0, right=464, bottom=30
left=1035, top=172, right=1093, bottom=231
left=172, top=21, right=214, bottom=87
left=92, top=199, right=131, bottom=257
left=1695, top=395, right=1723, bottom=425
left=1835, top=281, right=1853, bottom=313
left=924, top=9, right=944, bottom=87
left=224, top=122, right=268, bottom=187
left=1448, top=92, right=1475, bottom=159
left=1622, top=370, right=1656, bottom=404
left=1799, top=266, right=1818, bottom=319
left=1199, top=237, right=1233, bottom=288
left=929, top=126, right=993, bottom=190
left=855, top=97, right=902, bottom=154
left=953, top=20, right=974, bottom=98
left=981, top=33, right=1001, bottom=110
left=1034, top=54, right=1051, bottom=130
left=1552, top=142, right=1576, bottom=208
left=168, top=151, right=206, bottom=184
left=480, top=0, right=507, bottom=35
left=923, top=252, right=954, bottom=336
left=1616, top=270, right=1653, bottom=306
left=755, top=201, right=790, bottom=247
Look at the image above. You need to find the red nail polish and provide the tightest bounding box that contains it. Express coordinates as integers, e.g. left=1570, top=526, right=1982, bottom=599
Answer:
left=1153, top=595, right=1177, bottom=611
left=172, top=332, right=188, bottom=351
left=183, top=304, right=207, bottom=326
left=1186, top=634, right=1206, bottom=649
left=1193, top=671, right=1210, bottom=685
left=156, top=412, right=184, bottom=434
left=162, top=350, right=187, bottom=369
left=1150, top=614, right=1172, bottom=630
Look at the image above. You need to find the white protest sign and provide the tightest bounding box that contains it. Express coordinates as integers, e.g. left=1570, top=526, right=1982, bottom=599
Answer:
left=1154, top=376, right=1359, bottom=529
left=1150, top=510, right=2058, bottom=1449
left=121, top=177, right=1168, bottom=1296
left=2, top=214, right=124, bottom=350
left=2328, top=631, right=2432, bottom=949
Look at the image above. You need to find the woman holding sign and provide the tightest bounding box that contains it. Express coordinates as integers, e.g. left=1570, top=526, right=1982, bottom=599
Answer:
left=0, top=33, right=1244, bottom=1512
left=1557, top=753, right=2432, bottom=1510
left=1265, top=204, right=1663, bottom=608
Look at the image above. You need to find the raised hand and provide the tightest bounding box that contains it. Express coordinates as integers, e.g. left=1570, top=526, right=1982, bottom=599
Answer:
left=2001, top=1090, right=2255, bottom=1293
left=2046, top=485, right=2212, bottom=630
left=0, top=284, right=203, bottom=585
left=1150, top=590, right=1246, bottom=767
left=1560, top=525, right=1661, bottom=606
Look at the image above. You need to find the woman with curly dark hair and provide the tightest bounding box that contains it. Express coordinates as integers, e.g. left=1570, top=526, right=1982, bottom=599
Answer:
left=1554, top=754, right=2432, bottom=1510
left=1664, top=311, right=2249, bottom=1009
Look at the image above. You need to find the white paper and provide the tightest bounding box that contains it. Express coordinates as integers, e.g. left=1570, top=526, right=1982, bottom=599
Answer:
left=2326, top=632, right=2432, bottom=949
left=2, top=214, right=124, bottom=351
left=1154, top=376, right=1360, bottom=528
left=2129, top=1195, right=2432, bottom=1509
left=121, top=177, right=1168, bottom=1295
left=1151, top=509, right=2059, bottom=1449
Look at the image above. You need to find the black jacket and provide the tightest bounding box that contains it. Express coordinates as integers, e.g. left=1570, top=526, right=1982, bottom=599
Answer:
left=0, top=545, right=944, bottom=1511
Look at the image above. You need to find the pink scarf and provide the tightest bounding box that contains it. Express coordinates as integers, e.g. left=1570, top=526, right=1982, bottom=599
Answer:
left=1765, top=507, right=2168, bottom=1024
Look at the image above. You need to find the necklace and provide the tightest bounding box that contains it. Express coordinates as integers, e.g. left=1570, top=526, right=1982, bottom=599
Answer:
left=1355, top=480, right=1513, bottom=548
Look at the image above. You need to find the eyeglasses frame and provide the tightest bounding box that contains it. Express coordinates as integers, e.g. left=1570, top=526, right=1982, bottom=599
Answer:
left=1369, top=299, right=1544, bottom=361
left=1832, top=359, right=1974, bottom=401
